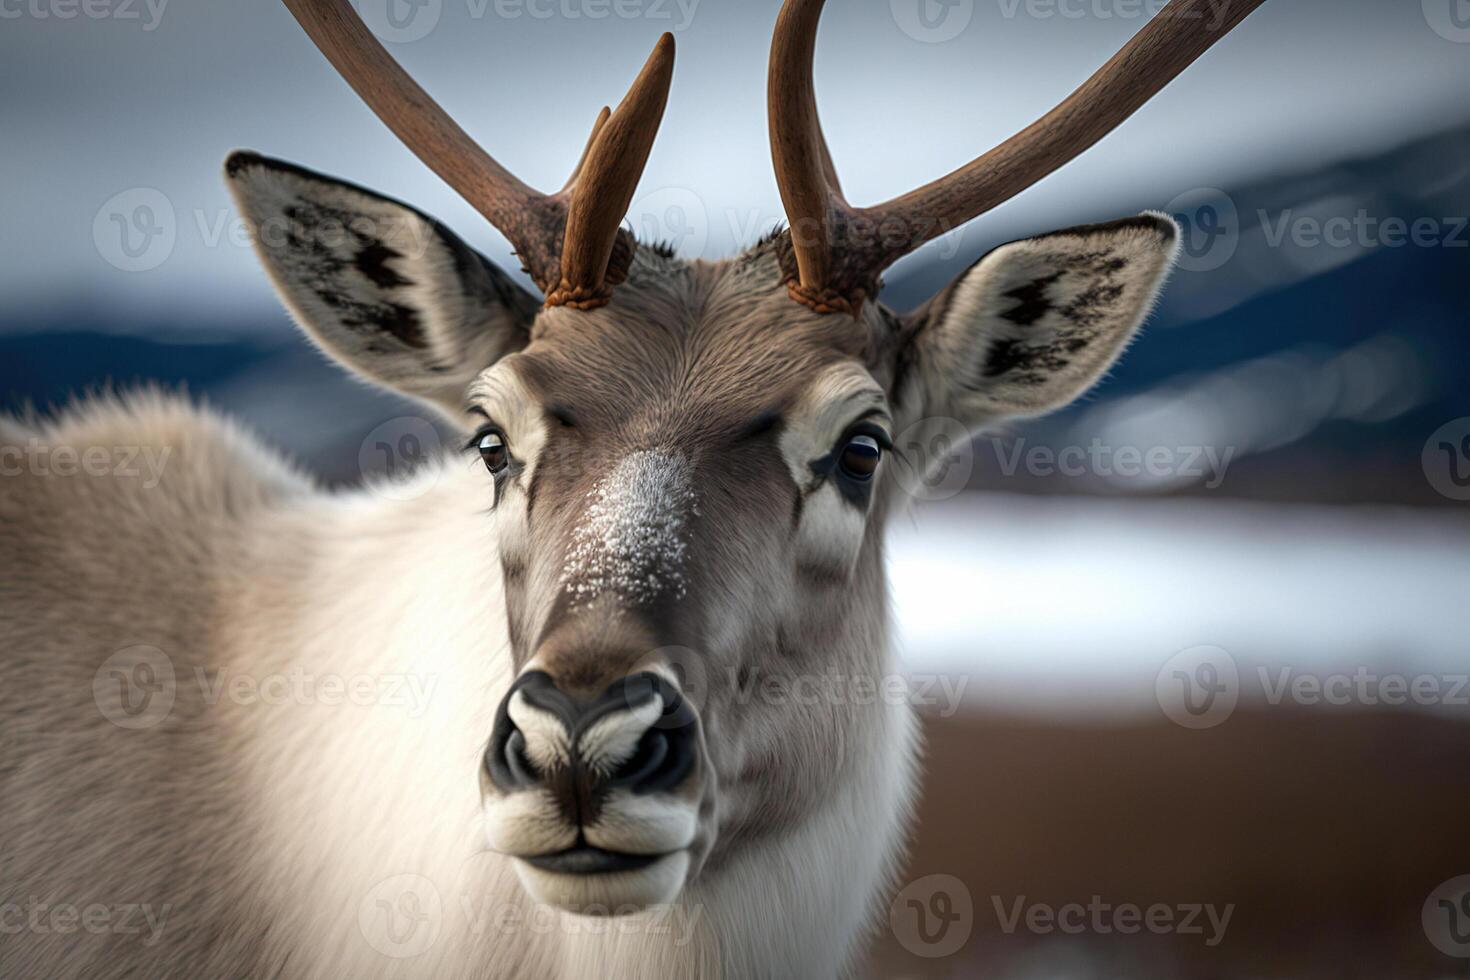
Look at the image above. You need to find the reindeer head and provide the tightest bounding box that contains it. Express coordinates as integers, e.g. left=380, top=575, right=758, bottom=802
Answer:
left=227, top=0, right=1261, bottom=914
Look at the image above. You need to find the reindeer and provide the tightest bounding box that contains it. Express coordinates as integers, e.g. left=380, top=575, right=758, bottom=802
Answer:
left=0, top=0, right=1266, bottom=976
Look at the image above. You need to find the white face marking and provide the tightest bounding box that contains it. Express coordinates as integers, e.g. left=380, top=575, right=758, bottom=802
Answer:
left=777, top=364, right=890, bottom=489
left=482, top=788, right=579, bottom=855
left=584, top=791, right=698, bottom=854
left=465, top=363, right=549, bottom=557
left=577, top=690, right=663, bottom=776
left=506, top=689, right=571, bottom=773
left=777, top=364, right=892, bottom=573
left=561, top=450, right=696, bottom=606
left=796, top=481, right=868, bottom=572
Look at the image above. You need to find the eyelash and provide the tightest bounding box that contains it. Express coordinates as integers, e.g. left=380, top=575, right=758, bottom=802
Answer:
left=463, top=425, right=497, bottom=454
left=846, top=422, right=893, bottom=453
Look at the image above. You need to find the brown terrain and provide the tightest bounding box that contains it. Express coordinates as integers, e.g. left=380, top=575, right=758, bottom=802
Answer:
left=863, top=707, right=1470, bottom=979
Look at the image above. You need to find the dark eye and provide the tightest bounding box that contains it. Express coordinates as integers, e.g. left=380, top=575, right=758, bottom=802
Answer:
left=838, top=433, right=882, bottom=481
left=476, top=430, right=509, bottom=474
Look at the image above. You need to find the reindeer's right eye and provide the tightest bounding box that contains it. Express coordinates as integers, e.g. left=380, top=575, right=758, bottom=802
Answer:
left=475, top=429, right=510, bottom=475
left=838, top=434, right=881, bottom=481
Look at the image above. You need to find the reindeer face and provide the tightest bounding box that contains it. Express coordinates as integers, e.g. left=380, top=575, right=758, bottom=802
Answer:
left=464, top=258, right=905, bottom=909
left=227, top=147, right=1178, bottom=913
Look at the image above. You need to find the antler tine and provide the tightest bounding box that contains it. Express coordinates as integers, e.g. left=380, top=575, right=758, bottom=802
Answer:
left=767, top=0, right=848, bottom=310
left=559, top=106, right=613, bottom=196
left=553, top=32, right=676, bottom=310
left=769, top=0, right=1269, bottom=314
left=282, top=0, right=674, bottom=309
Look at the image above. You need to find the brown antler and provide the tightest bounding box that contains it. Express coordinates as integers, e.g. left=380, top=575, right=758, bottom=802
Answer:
left=281, top=0, right=674, bottom=309
left=768, top=0, right=1268, bottom=314
left=552, top=32, right=675, bottom=309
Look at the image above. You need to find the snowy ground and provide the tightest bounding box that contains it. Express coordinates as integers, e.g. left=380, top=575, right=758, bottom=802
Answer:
left=888, top=491, right=1470, bottom=720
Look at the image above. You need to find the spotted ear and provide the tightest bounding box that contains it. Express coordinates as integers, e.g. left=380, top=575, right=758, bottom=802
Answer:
left=225, top=151, right=539, bottom=416
left=903, top=214, right=1179, bottom=427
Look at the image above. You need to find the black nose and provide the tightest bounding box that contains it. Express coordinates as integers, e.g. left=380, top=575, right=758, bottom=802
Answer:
left=484, top=671, right=698, bottom=806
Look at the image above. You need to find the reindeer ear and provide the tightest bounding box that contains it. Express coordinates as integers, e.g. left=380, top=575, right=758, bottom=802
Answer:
left=903, top=214, right=1178, bottom=427
left=225, top=151, right=538, bottom=416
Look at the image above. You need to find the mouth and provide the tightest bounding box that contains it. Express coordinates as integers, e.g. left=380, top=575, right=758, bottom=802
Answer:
left=521, top=845, right=667, bottom=875
left=511, top=846, right=691, bottom=912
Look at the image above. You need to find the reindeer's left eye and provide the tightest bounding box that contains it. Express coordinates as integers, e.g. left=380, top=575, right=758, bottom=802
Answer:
left=838, top=434, right=882, bottom=481
left=474, top=429, right=510, bottom=474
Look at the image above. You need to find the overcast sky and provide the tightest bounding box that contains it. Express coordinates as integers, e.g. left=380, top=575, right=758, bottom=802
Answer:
left=3, top=0, right=1468, bottom=329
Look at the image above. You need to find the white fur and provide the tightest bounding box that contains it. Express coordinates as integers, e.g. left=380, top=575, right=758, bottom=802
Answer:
left=508, top=690, right=573, bottom=772
left=585, top=792, right=699, bottom=855
left=577, top=692, right=664, bottom=775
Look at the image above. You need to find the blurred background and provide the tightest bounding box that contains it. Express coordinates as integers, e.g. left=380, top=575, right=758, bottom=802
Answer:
left=3, top=0, right=1469, bottom=976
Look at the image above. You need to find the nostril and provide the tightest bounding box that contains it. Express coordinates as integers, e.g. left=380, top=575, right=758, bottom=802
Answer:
left=485, top=715, right=540, bottom=791
left=607, top=698, right=697, bottom=794
left=607, top=728, right=669, bottom=790
left=503, top=730, right=538, bottom=786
